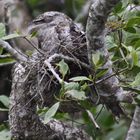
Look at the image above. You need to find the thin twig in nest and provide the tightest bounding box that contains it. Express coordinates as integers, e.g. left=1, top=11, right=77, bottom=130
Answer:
left=23, top=36, right=45, bottom=55
left=86, top=110, right=100, bottom=129
left=44, top=59, right=68, bottom=84
left=47, top=53, right=91, bottom=70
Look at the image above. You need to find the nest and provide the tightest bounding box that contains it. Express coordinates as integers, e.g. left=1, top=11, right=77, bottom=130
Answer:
left=31, top=23, right=94, bottom=113
left=28, top=12, right=128, bottom=116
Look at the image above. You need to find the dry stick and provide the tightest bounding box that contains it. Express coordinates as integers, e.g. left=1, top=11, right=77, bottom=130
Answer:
left=47, top=53, right=91, bottom=70
left=44, top=53, right=92, bottom=95
left=55, top=32, right=86, bottom=68
left=86, top=110, right=100, bottom=129
left=23, top=36, right=45, bottom=55
left=44, top=59, right=68, bottom=84
left=95, top=105, right=104, bottom=120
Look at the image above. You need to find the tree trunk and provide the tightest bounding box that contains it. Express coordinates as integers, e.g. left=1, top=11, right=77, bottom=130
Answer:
left=126, top=106, right=140, bottom=140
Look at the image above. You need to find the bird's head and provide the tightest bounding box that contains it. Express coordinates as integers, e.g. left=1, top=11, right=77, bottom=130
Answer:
left=28, top=11, right=72, bottom=33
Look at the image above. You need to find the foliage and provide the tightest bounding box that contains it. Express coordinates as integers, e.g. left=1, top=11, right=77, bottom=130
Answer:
left=0, top=95, right=9, bottom=111
left=0, top=130, right=11, bottom=140
left=0, top=0, right=140, bottom=139
left=43, top=102, right=60, bottom=124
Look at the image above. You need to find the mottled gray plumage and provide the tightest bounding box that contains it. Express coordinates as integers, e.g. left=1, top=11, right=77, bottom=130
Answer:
left=29, top=11, right=87, bottom=61
left=28, top=11, right=88, bottom=112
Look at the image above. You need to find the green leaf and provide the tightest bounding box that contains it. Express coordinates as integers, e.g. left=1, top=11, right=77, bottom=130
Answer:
left=64, top=82, right=79, bottom=91
left=131, top=72, right=140, bottom=87
left=65, top=90, right=86, bottom=100
left=128, top=47, right=135, bottom=53
left=126, top=17, right=140, bottom=27
left=135, top=39, right=140, bottom=48
left=104, top=121, right=127, bottom=140
left=44, top=102, right=60, bottom=124
left=125, top=34, right=140, bottom=46
left=135, top=95, right=140, bottom=104
left=96, top=69, right=108, bottom=79
left=106, top=36, right=117, bottom=49
left=1, top=33, right=21, bottom=40
left=0, top=95, right=9, bottom=108
left=0, top=130, right=11, bottom=140
left=92, top=51, right=105, bottom=68
left=37, top=107, right=48, bottom=115
left=27, top=0, right=40, bottom=7
left=123, top=27, right=136, bottom=33
left=0, top=108, right=9, bottom=111
left=113, top=2, right=123, bottom=14
left=57, top=59, right=69, bottom=78
left=30, top=31, right=37, bottom=38
left=0, top=57, right=15, bottom=64
left=81, top=83, right=88, bottom=91
left=0, top=23, right=6, bottom=38
left=0, top=47, right=3, bottom=55
left=92, top=52, right=100, bottom=66
left=69, top=76, right=92, bottom=82
left=131, top=51, right=139, bottom=66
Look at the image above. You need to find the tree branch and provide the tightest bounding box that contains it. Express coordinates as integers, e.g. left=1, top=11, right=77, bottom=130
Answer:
left=48, top=119, right=90, bottom=140
left=86, top=0, right=119, bottom=65
left=0, top=39, right=27, bottom=62
left=86, top=0, right=133, bottom=106
left=9, top=63, right=90, bottom=140
left=125, top=105, right=140, bottom=140
left=47, top=53, right=91, bottom=70
left=44, top=59, right=68, bottom=84
left=86, top=110, right=100, bottom=129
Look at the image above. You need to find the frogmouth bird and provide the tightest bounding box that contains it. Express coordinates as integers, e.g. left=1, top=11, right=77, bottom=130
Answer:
left=28, top=11, right=126, bottom=117
left=29, top=11, right=87, bottom=61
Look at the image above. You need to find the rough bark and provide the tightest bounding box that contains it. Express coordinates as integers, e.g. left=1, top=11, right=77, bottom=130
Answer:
left=125, top=106, right=140, bottom=140
left=9, top=62, right=89, bottom=140
left=86, top=0, right=133, bottom=116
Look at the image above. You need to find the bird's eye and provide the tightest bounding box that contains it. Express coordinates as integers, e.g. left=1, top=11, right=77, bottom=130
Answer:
left=44, top=16, right=53, bottom=23
left=32, top=19, right=45, bottom=24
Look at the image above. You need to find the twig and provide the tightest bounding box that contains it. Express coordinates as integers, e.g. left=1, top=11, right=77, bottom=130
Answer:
left=86, top=110, right=100, bottom=129
left=3, top=3, right=29, bottom=60
left=0, top=39, right=27, bottom=62
left=23, top=36, right=44, bottom=55
left=95, top=105, right=104, bottom=120
left=47, top=53, right=91, bottom=70
left=96, top=67, right=128, bottom=84
left=44, top=59, right=68, bottom=84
